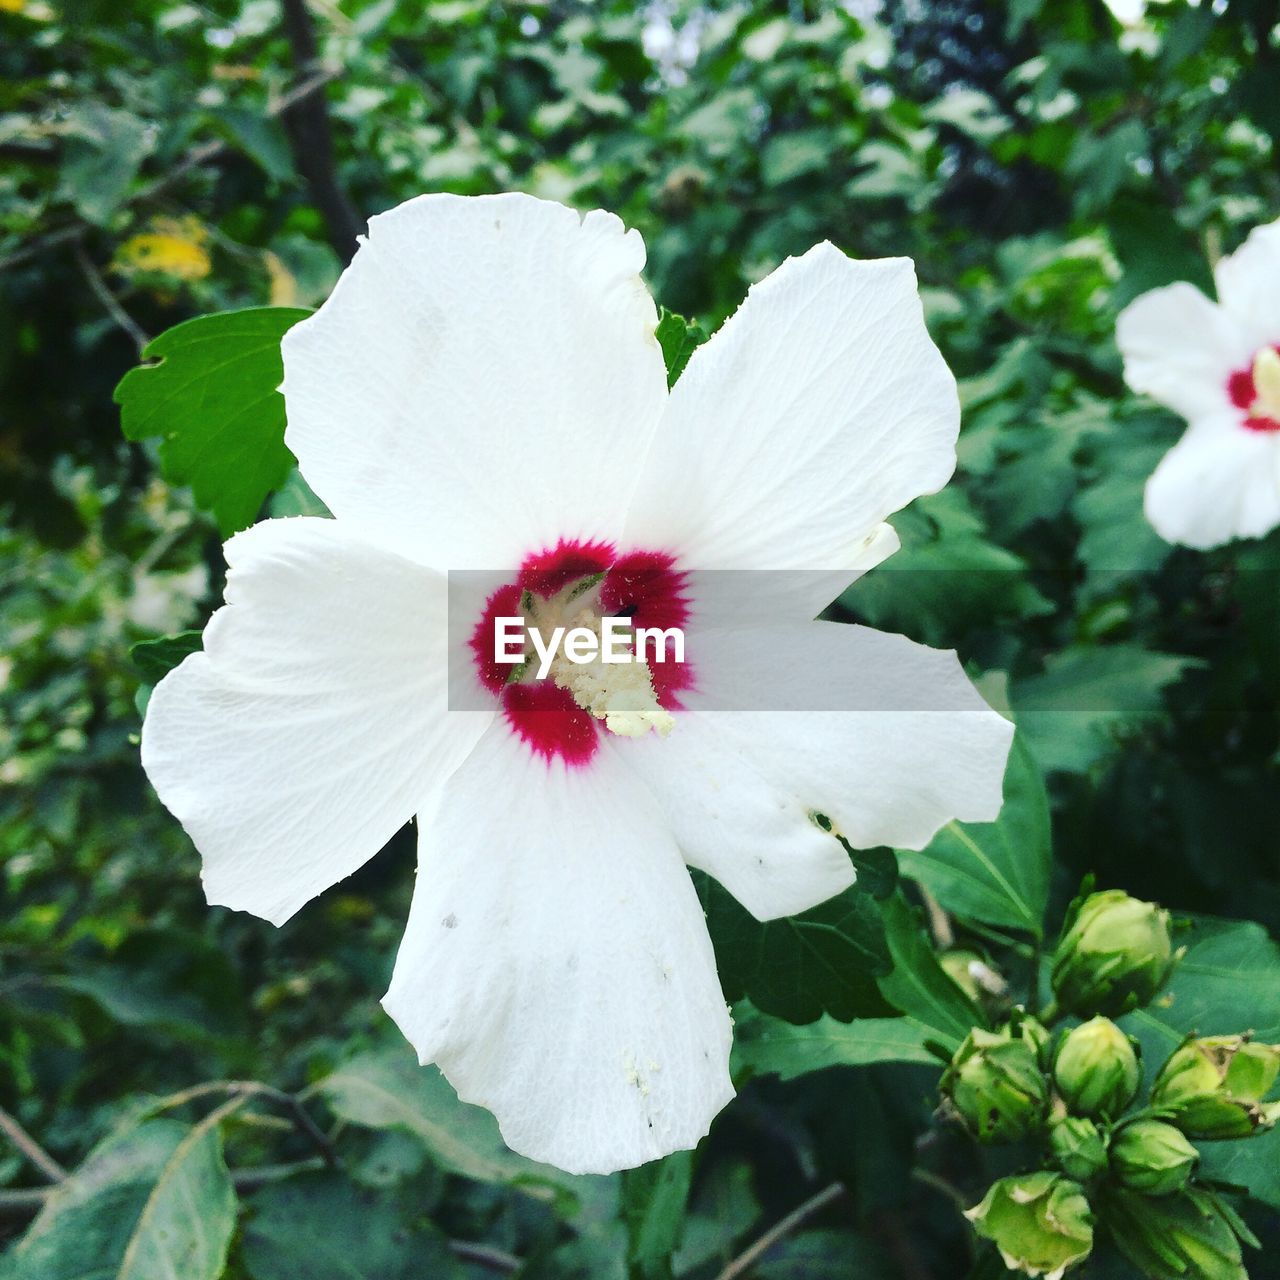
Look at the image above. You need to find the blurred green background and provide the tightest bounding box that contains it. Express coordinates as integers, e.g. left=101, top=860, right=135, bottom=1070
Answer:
left=2, top=0, right=1279, bottom=1277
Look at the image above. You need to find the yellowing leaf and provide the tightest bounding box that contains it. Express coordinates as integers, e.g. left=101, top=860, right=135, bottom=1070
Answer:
left=115, top=217, right=212, bottom=283
left=264, top=251, right=300, bottom=307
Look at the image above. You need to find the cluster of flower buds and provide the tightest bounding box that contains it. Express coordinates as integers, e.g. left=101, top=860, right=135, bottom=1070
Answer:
left=947, top=890, right=1275, bottom=1280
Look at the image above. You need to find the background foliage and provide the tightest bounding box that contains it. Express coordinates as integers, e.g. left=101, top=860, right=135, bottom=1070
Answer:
left=2, top=0, right=1279, bottom=1277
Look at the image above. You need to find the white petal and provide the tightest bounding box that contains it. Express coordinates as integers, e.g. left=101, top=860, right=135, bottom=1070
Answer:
left=1213, top=217, right=1280, bottom=345
left=281, top=194, right=669, bottom=570
left=141, top=518, right=489, bottom=925
left=624, top=244, right=958, bottom=574
left=623, top=622, right=1013, bottom=921
left=1143, top=418, right=1280, bottom=549
left=382, top=724, right=734, bottom=1175
left=1115, top=283, right=1251, bottom=420
left=687, top=522, right=902, bottom=630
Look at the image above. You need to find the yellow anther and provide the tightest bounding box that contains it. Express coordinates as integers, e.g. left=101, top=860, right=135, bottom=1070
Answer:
left=550, top=611, right=674, bottom=739
left=1250, top=347, right=1280, bottom=422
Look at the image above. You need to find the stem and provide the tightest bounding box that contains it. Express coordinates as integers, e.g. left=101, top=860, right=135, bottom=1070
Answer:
left=230, top=1157, right=326, bottom=1190
left=153, top=1080, right=337, bottom=1167
left=0, top=1105, right=67, bottom=1184
left=917, top=885, right=954, bottom=951
left=959, top=918, right=1038, bottom=960
left=447, top=1241, right=522, bottom=1274
left=1027, top=937, right=1043, bottom=1016
left=0, top=1157, right=328, bottom=1218
left=911, top=1168, right=970, bottom=1215
left=715, top=1182, right=847, bottom=1280
left=74, top=245, right=150, bottom=353
left=0, top=1187, right=48, bottom=1219
left=279, top=0, right=363, bottom=262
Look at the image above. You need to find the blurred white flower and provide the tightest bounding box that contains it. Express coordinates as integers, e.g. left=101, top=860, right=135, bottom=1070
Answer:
left=1116, top=217, right=1280, bottom=548
left=141, top=193, right=1011, bottom=1174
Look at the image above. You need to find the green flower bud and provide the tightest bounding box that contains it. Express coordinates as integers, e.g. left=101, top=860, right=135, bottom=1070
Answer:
left=1047, top=1116, right=1107, bottom=1182
left=1109, top=1118, right=1198, bottom=1195
left=1150, top=1035, right=1280, bottom=1139
left=1053, top=1017, right=1140, bottom=1118
left=1051, top=890, right=1177, bottom=1017
left=1102, top=1186, right=1255, bottom=1280
left=965, top=1172, right=1094, bottom=1280
left=1011, top=1010, right=1053, bottom=1070
left=942, top=1027, right=1050, bottom=1143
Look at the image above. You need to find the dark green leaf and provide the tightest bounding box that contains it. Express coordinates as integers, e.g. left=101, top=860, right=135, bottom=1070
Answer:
left=5, top=1117, right=236, bottom=1280
left=1012, top=645, right=1199, bottom=775
left=316, top=1044, right=578, bottom=1195
left=242, top=1171, right=459, bottom=1280
left=753, top=1230, right=896, bottom=1280
left=1122, top=916, right=1280, bottom=1209
left=114, top=308, right=311, bottom=535
left=130, top=631, right=202, bottom=685
left=898, top=736, right=1050, bottom=937
left=844, top=844, right=898, bottom=901
left=60, top=106, right=154, bottom=225
left=697, top=873, right=897, bottom=1024
left=876, top=893, right=983, bottom=1051
left=845, top=490, right=1053, bottom=648
left=620, top=1151, right=691, bottom=1280
left=733, top=1003, right=937, bottom=1080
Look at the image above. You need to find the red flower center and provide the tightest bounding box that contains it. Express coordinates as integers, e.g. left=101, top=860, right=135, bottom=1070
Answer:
left=468, top=539, right=693, bottom=765
left=1227, top=344, right=1280, bottom=433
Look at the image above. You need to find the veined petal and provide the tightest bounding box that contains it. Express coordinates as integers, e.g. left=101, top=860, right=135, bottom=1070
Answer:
left=281, top=193, right=669, bottom=571
left=623, top=244, right=958, bottom=576
left=622, top=622, right=1013, bottom=920
left=1115, top=282, right=1251, bottom=421
left=141, top=518, right=489, bottom=925
left=1213, top=217, right=1280, bottom=346
left=382, top=723, right=734, bottom=1175
left=1144, top=418, right=1280, bottom=549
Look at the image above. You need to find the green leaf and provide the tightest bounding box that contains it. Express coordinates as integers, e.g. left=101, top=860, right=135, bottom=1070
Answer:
left=620, top=1151, right=692, bottom=1280
left=1198, top=1129, right=1280, bottom=1211
left=1121, top=917, right=1280, bottom=1209
left=116, top=1104, right=239, bottom=1280
left=60, top=106, right=155, bottom=225
left=673, top=1161, right=758, bottom=1275
left=654, top=308, right=706, bottom=388
left=760, top=129, right=831, bottom=185
left=844, top=490, right=1052, bottom=648
left=844, top=844, right=898, bottom=901
left=316, top=1045, right=575, bottom=1194
left=898, top=736, right=1050, bottom=937
left=1012, top=645, right=1198, bottom=775
left=242, top=1171, right=459, bottom=1280
left=732, top=1004, right=938, bottom=1080
left=752, top=1230, right=896, bottom=1280
left=876, top=893, right=983, bottom=1052
left=114, top=308, right=311, bottom=535
left=697, top=873, right=897, bottom=1024
left=217, top=108, right=294, bottom=182
left=130, top=631, right=202, bottom=685
left=1126, top=917, right=1280, bottom=1045
left=1109, top=194, right=1214, bottom=304
left=1235, top=532, right=1280, bottom=707
left=5, top=1116, right=235, bottom=1280
left=1074, top=427, right=1172, bottom=578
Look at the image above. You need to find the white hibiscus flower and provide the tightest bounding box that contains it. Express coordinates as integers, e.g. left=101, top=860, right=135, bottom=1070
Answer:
left=141, top=192, right=1013, bottom=1175
left=1115, top=216, right=1280, bottom=549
